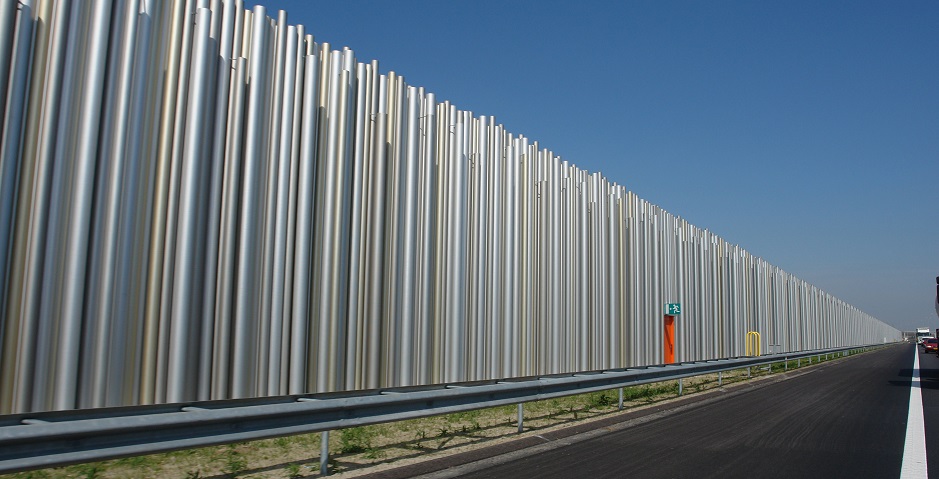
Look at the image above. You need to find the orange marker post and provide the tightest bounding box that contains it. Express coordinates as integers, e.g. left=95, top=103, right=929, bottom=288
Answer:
left=664, top=315, right=675, bottom=364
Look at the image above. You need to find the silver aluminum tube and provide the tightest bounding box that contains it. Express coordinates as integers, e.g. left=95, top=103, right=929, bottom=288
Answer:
left=363, top=72, right=388, bottom=389
left=157, top=0, right=200, bottom=404
left=344, top=61, right=369, bottom=390
left=289, top=52, right=319, bottom=394
left=6, top=0, right=70, bottom=414
left=334, top=55, right=356, bottom=391
left=139, top=0, right=186, bottom=406
left=502, top=139, right=518, bottom=378
left=0, top=2, right=33, bottom=328
left=268, top=25, right=298, bottom=396
left=313, top=49, right=343, bottom=392
left=397, top=86, right=420, bottom=385
left=0, top=1, right=31, bottom=414
left=214, top=55, right=247, bottom=398
left=167, top=7, right=213, bottom=403
left=86, top=0, right=141, bottom=408
left=416, top=92, right=437, bottom=384
left=51, top=0, right=113, bottom=411
left=549, top=155, right=561, bottom=372
left=446, top=110, right=467, bottom=382
left=114, top=0, right=157, bottom=407
left=197, top=0, right=236, bottom=402
left=82, top=0, right=125, bottom=409
left=32, top=0, right=83, bottom=411
left=280, top=23, right=306, bottom=393
left=486, top=123, right=503, bottom=378
left=0, top=1, right=17, bottom=127
left=384, top=74, right=404, bottom=386
left=257, top=11, right=287, bottom=394
left=315, top=52, right=353, bottom=392
left=233, top=5, right=270, bottom=398
left=472, top=115, right=489, bottom=379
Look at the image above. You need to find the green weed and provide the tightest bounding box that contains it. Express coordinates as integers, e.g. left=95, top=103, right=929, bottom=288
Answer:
left=338, top=426, right=375, bottom=454
left=223, top=446, right=248, bottom=477
left=285, top=463, right=302, bottom=478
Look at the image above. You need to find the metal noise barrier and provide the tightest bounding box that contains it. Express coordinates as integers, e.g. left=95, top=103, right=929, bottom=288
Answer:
left=0, top=2, right=900, bottom=414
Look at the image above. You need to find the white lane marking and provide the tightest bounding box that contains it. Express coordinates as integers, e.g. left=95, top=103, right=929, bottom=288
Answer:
left=901, top=349, right=928, bottom=478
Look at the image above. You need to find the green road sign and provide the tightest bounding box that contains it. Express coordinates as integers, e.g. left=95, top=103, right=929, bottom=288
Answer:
left=665, top=303, right=681, bottom=315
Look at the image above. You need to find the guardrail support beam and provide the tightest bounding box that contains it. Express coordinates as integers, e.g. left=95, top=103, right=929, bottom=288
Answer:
left=321, top=431, right=329, bottom=476
left=517, top=404, right=524, bottom=433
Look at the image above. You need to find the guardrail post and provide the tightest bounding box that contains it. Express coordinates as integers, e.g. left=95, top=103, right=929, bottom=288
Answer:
left=718, top=371, right=722, bottom=386
left=320, top=431, right=329, bottom=476
left=678, top=378, right=683, bottom=396
left=517, top=404, right=524, bottom=433
left=784, top=357, right=788, bottom=371
left=618, top=387, right=624, bottom=410
left=747, top=367, right=751, bottom=379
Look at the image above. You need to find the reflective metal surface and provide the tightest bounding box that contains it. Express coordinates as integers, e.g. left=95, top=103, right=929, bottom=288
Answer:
left=0, top=1, right=900, bottom=413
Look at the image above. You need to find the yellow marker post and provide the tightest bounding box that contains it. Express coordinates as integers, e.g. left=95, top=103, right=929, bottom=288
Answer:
left=746, top=331, right=761, bottom=357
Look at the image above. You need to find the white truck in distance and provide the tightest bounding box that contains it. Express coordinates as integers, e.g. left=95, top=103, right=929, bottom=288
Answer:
left=916, top=328, right=932, bottom=344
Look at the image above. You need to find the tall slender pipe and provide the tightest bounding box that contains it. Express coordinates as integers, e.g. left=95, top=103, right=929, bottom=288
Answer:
left=268, top=25, right=298, bottom=396
left=289, top=53, right=319, bottom=394
left=167, top=7, right=213, bottom=403
left=0, top=2, right=33, bottom=324
left=52, top=0, right=114, bottom=410
left=233, top=5, right=270, bottom=398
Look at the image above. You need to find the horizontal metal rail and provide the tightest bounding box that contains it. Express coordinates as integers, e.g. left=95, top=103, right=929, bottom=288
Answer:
left=0, top=344, right=886, bottom=474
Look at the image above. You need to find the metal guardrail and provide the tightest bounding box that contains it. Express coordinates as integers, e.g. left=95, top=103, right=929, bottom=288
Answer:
left=0, top=344, right=886, bottom=474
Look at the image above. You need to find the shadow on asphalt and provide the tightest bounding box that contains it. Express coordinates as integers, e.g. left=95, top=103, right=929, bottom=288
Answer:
left=890, top=355, right=939, bottom=389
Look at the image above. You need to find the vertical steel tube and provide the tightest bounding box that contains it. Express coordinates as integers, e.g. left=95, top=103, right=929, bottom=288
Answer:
left=268, top=25, right=298, bottom=396
left=344, top=61, right=369, bottom=390
left=289, top=52, right=319, bottom=394
left=51, top=0, right=113, bottom=410
left=168, top=7, right=214, bottom=403
left=197, top=0, right=237, bottom=401
left=0, top=0, right=17, bottom=127
left=4, top=0, right=72, bottom=414
left=0, top=2, right=33, bottom=322
left=214, top=56, right=247, bottom=398
left=257, top=10, right=287, bottom=394
left=85, top=0, right=143, bottom=408
left=397, top=86, right=420, bottom=385
left=416, top=92, right=437, bottom=384
left=233, top=5, right=270, bottom=398
left=363, top=73, right=388, bottom=389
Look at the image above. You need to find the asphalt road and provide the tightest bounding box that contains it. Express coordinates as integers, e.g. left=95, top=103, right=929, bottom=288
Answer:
left=441, top=344, right=922, bottom=479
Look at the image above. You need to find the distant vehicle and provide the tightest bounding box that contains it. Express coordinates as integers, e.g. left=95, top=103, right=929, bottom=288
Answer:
left=916, top=328, right=932, bottom=344
left=923, top=338, right=939, bottom=353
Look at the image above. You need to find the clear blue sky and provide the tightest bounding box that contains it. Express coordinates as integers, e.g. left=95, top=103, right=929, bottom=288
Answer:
left=247, top=0, right=938, bottom=332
